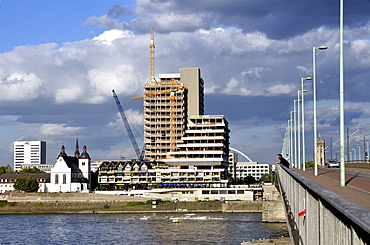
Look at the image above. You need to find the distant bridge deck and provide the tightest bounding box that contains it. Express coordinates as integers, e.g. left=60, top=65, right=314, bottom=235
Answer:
left=292, top=167, right=370, bottom=210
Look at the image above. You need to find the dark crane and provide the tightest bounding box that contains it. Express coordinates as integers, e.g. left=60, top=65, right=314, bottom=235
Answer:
left=112, top=90, right=145, bottom=161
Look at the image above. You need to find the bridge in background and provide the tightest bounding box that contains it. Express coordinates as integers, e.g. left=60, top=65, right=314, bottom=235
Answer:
left=276, top=165, right=370, bottom=244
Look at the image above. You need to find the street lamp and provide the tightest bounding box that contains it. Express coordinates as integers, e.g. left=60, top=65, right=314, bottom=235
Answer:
left=313, top=46, right=328, bottom=176
left=301, top=77, right=311, bottom=171
left=294, top=100, right=299, bottom=167
left=297, top=94, right=302, bottom=169
left=290, top=111, right=294, bottom=167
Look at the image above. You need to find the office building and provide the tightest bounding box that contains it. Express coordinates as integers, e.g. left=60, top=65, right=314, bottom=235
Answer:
left=14, top=141, right=46, bottom=171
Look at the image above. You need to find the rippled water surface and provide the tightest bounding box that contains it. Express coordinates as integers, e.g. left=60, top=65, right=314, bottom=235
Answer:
left=0, top=212, right=288, bottom=244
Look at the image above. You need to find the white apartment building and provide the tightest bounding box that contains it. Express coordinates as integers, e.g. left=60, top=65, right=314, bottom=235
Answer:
left=164, top=115, right=230, bottom=168
left=14, top=141, right=46, bottom=171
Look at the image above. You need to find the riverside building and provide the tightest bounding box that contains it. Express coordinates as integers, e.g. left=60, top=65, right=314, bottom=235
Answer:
left=137, top=68, right=230, bottom=170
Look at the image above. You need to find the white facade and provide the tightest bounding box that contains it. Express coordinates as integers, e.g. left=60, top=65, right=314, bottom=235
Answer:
left=230, top=162, right=271, bottom=181
left=164, top=115, right=230, bottom=167
left=14, top=141, right=46, bottom=171
left=0, top=173, right=49, bottom=194
left=95, top=187, right=256, bottom=201
left=46, top=156, right=89, bottom=193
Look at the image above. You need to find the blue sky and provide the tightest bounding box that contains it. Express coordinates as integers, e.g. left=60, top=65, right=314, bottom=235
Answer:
left=0, top=0, right=370, bottom=166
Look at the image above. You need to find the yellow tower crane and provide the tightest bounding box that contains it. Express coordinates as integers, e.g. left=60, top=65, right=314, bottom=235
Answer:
left=132, top=79, right=186, bottom=153
left=149, top=27, right=156, bottom=83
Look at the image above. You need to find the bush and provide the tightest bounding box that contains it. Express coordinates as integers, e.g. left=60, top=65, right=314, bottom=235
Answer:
left=260, top=174, right=273, bottom=183
left=18, top=166, right=44, bottom=174
left=305, top=161, right=315, bottom=168
left=14, top=177, right=39, bottom=192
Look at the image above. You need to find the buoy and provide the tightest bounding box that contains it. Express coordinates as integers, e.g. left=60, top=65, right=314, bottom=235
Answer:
left=173, top=219, right=179, bottom=223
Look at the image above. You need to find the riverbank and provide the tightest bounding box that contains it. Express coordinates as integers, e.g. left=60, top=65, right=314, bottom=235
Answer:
left=0, top=199, right=225, bottom=214
left=0, top=191, right=286, bottom=224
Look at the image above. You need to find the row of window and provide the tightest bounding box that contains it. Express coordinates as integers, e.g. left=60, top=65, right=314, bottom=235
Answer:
left=54, top=174, right=67, bottom=184
left=202, top=189, right=246, bottom=195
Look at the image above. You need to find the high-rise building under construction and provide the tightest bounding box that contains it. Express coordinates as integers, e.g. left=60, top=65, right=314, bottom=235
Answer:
left=134, top=68, right=230, bottom=169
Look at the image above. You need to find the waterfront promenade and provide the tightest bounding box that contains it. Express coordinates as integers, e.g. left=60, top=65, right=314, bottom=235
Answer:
left=293, top=167, right=370, bottom=210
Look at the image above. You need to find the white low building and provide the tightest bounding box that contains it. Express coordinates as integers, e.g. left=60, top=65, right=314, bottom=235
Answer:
left=0, top=173, right=49, bottom=194
left=229, top=162, right=271, bottom=181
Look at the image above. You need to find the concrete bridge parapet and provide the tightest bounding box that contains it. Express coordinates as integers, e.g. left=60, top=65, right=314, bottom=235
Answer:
left=277, top=165, right=370, bottom=245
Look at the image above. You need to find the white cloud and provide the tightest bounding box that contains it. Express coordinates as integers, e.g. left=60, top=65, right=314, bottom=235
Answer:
left=35, top=124, right=82, bottom=136
left=0, top=73, right=44, bottom=101
left=84, top=15, right=129, bottom=30
left=93, top=29, right=133, bottom=45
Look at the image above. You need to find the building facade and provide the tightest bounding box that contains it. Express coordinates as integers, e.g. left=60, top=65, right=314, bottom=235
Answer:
left=47, top=144, right=91, bottom=193
left=164, top=115, right=230, bottom=168
left=139, top=68, right=205, bottom=161
left=229, top=162, right=271, bottom=182
left=97, top=160, right=229, bottom=191
left=14, top=141, right=46, bottom=171
left=137, top=68, right=229, bottom=169
left=0, top=173, right=50, bottom=194
left=317, top=137, right=325, bottom=167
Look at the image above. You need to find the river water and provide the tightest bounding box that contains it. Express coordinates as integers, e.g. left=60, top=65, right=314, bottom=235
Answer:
left=0, top=212, right=288, bottom=245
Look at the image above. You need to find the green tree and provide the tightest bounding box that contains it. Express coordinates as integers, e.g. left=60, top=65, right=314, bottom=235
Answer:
left=259, top=174, right=272, bottom=183
left=18, top=166, right=44, bottom=174
left=0, top=164, right=14, bottom=175
left=304, top=161, right=314, bottom=168
left=14, top=177, right=39, bottom=192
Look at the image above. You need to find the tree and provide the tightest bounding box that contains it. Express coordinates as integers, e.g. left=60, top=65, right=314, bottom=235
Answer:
left=14, top=177, right=39, bottom=192
left=18, top=166, right=44, bottom=174
left=244, top=175, right=256, bottom=184
left=0, top=164, right=14, bottom=175
left=260, top=174, right=272, bottom=183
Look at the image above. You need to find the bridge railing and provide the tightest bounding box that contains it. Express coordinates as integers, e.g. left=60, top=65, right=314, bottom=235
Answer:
left=276, top=164, right=370, bottom=245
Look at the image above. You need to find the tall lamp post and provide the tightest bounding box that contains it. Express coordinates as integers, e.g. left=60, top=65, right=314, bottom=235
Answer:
left=297, top=93, right=302, bottom=169
left=290, top=111, right=294, bottom=167
left=294, top=100, right=299, bottom=167
left=339, top=0, right=345, bottom=187
left=313, top=46, right=328, bottom=176
left=301, top=77, right=311, bottom=171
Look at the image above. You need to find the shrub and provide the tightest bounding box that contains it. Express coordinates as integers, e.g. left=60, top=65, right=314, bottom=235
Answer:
left=14, top=177, right=39, bottom=192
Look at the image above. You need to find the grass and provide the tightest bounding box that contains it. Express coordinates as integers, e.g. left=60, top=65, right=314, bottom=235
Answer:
left=0, top=200, right=17, bottom=207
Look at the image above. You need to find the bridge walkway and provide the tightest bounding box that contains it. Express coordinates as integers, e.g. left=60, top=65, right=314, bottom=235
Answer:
left=292, top=167, right=370, bottom=211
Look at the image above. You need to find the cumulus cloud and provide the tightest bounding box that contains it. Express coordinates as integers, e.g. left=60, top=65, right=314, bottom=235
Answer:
left=84, top=15, right=130, bottom=30
left=35, top=123, right=82, bottom=136
left=0, top=73, right=44, bottom=101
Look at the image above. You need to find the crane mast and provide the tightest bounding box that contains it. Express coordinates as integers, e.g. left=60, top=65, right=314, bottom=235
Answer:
left=112, top=90, right=145, bottom=161
left=149, top=27, right=155, bottom=83
left=132, top=79, right=186, bottom=154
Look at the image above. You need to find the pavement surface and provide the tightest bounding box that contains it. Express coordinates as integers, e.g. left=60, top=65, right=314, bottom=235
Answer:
left=293, top=167, right=370, bottom=210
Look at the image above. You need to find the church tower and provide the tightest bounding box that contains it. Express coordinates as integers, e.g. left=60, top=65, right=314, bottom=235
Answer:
left=74, top=138, right=80, bottom=158
left=79, top=145, right=91, bottom=183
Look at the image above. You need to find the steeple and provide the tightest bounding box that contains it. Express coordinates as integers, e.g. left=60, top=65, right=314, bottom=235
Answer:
left=74, top=137, right=80, bottom=158
left=58, top=145, right=67, bottom=158
left=80, top=145, right=90, bottom=159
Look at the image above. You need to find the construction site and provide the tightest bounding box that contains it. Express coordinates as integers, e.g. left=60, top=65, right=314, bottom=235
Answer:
left=98, top=29, right=267, bottom=199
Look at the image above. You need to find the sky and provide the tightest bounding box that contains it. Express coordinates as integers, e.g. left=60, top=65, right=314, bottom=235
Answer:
left=0, top=0, right=370, bottom=166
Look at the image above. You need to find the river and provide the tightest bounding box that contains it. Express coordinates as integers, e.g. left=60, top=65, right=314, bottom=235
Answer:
left=0, top=212, right=288, bottom=244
